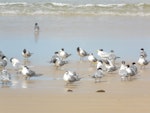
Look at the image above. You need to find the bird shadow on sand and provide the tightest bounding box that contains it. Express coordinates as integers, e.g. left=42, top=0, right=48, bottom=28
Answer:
left=30, top=73, right=43, bottom=79
left=64, top=84, right=79, bottom=92
left=94, top=80, right=107, bottom=83
left=22, top=73, right=43, bottom=80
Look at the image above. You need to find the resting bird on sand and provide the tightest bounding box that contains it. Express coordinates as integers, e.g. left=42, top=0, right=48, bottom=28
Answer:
left=63, top=71, right=80, bottom=85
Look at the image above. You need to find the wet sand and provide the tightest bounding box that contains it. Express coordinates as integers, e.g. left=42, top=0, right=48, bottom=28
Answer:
left=1, top=16, right=150, bottom=64
left=1, top=61, right=150, bottom=113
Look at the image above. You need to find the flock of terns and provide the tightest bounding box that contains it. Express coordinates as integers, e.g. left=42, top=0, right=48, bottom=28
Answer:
left=0, top=23, right=149, bottom=87
left=0, top=46, right=149, bottom=86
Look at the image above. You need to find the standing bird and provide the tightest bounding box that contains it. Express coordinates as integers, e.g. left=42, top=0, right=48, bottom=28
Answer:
left=119, top=61, right=126, bottom=71
left=125, top=65, right=137, bottom=80
left=10, top=57, right=21, bottom=70
left=96, top=60, right=106, bottom=71
left=88, top=53, right=97, bottom=66
left=0, top=56, right=8, bottom=69
left=0, top=51, right=5, bottom=59
left=97, top=49, right=109, bottom=61
left=108, top=50, right=120, bottom=65
left=140, top=48, right=147, bottom=58
left=34, top=23, right=40, bottom=32
left=91, top=68, right=104, bottom=83
left=34, top=23, right=40, bottom=42
left=130, top=62, right=138, bottom=75
left=49, top=52, right=60, bottom=63
left=58, top=48, right=71, bottom=60
left=138, top=55, right=149, bottom=69
left=63, top=71, right=80, bottom=85
left=0, top=69, right=11, bottom=85
left=21, top=66, right=36, bottom=80
left=52, top=57, right=68, bottom=69
left=119, top=61, right=128, bottom=80
left=22, top=49, right=33, bottom=59
left=104, top=59, right=118, bottom=72
left=77, top=47, right=89, bottom=61
left=119, top=62, right=137, bottom=81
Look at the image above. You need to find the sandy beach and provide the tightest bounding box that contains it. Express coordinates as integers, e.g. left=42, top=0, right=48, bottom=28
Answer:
left=1, top=89, right=150, bottom=113
left=1, top=61, right=150, bottom=113
left=1, top=1, right=150, bottom=112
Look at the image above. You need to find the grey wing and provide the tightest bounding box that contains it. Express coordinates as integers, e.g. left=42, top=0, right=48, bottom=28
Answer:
left=82, top=50, right=89, bottom=56
left=93, top=71, right=99, bottom=78
left=28, top=70, right=36, bottom=77
left=68, top=76, right=77, bottom=82
left=108, top=54, right=115, bottom=60
left=66, top=53, right=71, bottom=57
left=0, top=60, right=7, bottom=67
left=59, top=61, right=64, bottom=66
left=119, top=69, right=127, bottom=76
left=130, top=66, right=138, bottom=75
left=144, top=60, right=149, bottom=65
left=50, top=55, right=58, bottom=63
left=97, top=71, right=103, bottom=78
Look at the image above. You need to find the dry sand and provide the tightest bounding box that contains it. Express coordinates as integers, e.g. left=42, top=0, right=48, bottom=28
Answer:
left=1, top=61, right=150, bottom=113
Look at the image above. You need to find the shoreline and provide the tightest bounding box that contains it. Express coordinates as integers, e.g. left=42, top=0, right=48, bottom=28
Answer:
left=1, top=56, right=150, bottom=113
left=3, top=60, right=150, bottom=94
left=1, top=14, right=150, bottom=113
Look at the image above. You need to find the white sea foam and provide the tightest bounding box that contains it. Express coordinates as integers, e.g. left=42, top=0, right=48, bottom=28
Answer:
left=0, top=2, right=150, bottom=16
left=0, top=2, right=27, bottom=6
left=51, top=2, right=70, bottom=7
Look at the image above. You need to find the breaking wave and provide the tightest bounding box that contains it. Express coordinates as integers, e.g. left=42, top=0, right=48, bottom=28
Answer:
left=0, top=2, right=150, bottom=16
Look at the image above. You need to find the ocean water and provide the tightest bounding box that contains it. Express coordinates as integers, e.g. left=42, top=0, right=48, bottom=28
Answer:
left=1, top=0, right=150, bottom=4
left=0, top=0, right=150, bottom=16
left=0, top=0, right=150, bottom=66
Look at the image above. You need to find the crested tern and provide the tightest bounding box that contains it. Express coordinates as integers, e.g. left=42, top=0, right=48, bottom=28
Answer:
left=77, top=47, right=89, bottom=60
left=63, top=71, right=80, bottom=84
